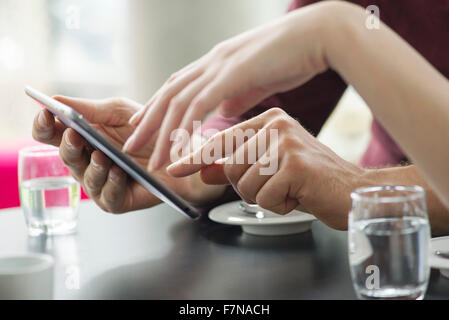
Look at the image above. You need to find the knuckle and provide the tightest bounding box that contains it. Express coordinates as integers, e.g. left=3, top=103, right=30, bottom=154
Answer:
left=167, top=72, right=178, bottom=83
left=266, top=107, right=286, bottom=118
left=168, top=96, right=183, bottom=111
left=211, top=42, right=227, bottom=56
left=112, top=97, right=128, bottom=106
left=99, top=204, right=111, bottom=213
left=273, top=206, right=289, bottom=215
left=236, top=179, right=244, bottom=193
left=270, top=117, right=291, bottom=130
left=191, top=97, right=205, bottom=111
left=105, top=97, right=119, bottom=105
left=31, top=128, right=43, bottom=142
left=256, top=200, right=287, bottom=215
left=59, top=149, right=74, bottom=167
left=102, top=192, right=119, bottom=212
left=255, top=193, right=269, bottom=210
left=83, top=174, right=99, bottom=193
left=32, top=123, right=51, bottom=143
left=109, top=173, right=124, bottom=187
left=32, top=115, right=41, bottom=133
left=103, top=200, right=125, bottom=214
left=98, top=199, right=123, bottom=214
left=280, top=136, right=300, bottom=150
left=286, top=154, right=306, bottom=171
left=236, top=179, right=250, bottom=199
left=217, top=63, right=240, bottom=85
left=223, top=163, right=238, bottom=183
left=159, top=90, right=173, bottom=105
left=60, top=156, right=70, bottom=167
left=69, top=172, right=81, bottom=185
left=59, top=147, right=80, bottom=169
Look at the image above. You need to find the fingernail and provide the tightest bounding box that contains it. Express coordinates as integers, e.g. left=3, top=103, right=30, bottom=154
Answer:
left=148, top=157, right=158, bottom=172
left=128, top=113, right=140, bottom=125
left=91, top=158, right=104, bottom=171
left=130, top=105, right=147, bottom=123
left=65, top=132, right=75, bottom=149
left=168, top=154, right=189, bottom=169
left=123, top=135, right=135, bottom=152
left=109, top=168, right=122, bottom=183
left=166, top=162, right=176, bottom=171
left=215, top=157, right=229, bottom=165
left=166, top=159, right=183, bottom=173
left=38, top=111, right=47, bottom=127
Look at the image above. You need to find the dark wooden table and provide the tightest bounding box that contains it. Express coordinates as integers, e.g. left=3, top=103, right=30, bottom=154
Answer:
left=0, top=201, right=447, bottom=299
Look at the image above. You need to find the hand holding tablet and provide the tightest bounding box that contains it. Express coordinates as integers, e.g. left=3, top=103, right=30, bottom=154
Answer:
left=26, top=86, right=202, bottom=219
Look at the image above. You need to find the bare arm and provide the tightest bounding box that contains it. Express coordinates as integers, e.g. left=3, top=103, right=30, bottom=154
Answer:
left=325, top=2, right=449, bottom=209
left=129, top=0, right=449, bottom=221
left=169, top=108, right=449, bottom=233
left=363, top=165, right=449, bottom=236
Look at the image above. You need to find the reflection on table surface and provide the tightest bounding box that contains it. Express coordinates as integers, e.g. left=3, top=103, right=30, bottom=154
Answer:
left=0, top=200, right=448, bottom=299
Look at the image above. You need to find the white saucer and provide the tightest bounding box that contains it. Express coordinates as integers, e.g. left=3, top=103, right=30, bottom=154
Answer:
left=430, top=236, right=449, bottom=278
left=209, top=201, right=317, bottom=236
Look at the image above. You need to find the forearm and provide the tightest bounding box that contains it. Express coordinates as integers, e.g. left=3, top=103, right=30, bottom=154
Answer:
left=363, top=165, right=449, bottom=236
left=323, top=2, right=449, bottom=208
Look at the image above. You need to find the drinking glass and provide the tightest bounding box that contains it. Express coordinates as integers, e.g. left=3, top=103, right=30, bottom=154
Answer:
left=348, top=185, right=430, bottom=300
left=18, top=145, right=81, bottom=236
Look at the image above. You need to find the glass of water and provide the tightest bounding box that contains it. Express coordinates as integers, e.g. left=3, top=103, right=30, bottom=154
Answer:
left=348, top=185, right=430, bottom=300
left=18, top=145, right=81, bottom=236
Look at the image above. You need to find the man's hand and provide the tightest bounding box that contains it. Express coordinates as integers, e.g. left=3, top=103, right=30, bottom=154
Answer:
left=32, top=96, right=225, bottom=213
left=168, top=108, right=370, bottom=230
left=122, top=2, right=330, bottom=171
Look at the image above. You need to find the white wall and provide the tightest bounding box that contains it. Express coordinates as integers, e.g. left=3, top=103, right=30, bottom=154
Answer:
left=1, top=0, right=371, bottom=163
left=126, top=0, right=290, bottom=102
left=0, top=0, right=50, bottom=140
left=0, top=0, right=290, bottom=140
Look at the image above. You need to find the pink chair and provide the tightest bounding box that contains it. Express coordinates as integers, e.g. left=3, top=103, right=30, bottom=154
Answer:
left=0, top=139, right=88, bottom=209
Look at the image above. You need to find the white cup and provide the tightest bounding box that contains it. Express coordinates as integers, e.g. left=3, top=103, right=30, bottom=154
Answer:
left=0, top=253, right=54, bottom=300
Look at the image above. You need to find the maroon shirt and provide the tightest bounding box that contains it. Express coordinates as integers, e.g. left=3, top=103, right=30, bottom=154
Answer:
left=202, top=0, right=449, bottom=168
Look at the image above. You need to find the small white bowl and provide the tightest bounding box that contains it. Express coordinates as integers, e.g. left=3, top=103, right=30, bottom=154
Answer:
left=0, top=253, right=54, bottom=300
left=430, top=236, right=449, bottom=279
left=209, top=201, right=316, bottom=236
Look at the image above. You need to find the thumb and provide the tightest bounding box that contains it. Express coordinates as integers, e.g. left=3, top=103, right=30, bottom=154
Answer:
left=53, top=96, right=137, bottom=125
left=53, top=95, right=104, bottom=122
left=200, top=163, right=229, bottom=185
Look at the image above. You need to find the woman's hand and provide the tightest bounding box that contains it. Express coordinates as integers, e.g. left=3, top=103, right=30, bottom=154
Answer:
left=32, top=96, right=225, bottom=213
left=167, top=108, right=369, bottom=230
left=123, top=2, right=331, bottom=170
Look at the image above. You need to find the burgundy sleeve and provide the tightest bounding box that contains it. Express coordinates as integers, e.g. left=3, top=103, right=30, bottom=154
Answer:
left=241, top=70, right=348, bottom=137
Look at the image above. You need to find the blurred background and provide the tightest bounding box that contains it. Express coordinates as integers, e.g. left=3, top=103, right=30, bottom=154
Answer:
left=0, top=0, right=372, bottom=208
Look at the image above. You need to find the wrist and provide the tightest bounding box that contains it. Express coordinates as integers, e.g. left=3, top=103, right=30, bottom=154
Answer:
left=357, top=167, right=397, bottom=189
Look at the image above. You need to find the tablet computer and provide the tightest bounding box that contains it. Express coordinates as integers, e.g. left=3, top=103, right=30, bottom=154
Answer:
left=25, top=86, right=201, bottom=219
